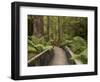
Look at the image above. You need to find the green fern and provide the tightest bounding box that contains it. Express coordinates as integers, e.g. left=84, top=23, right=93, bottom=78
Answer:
left=67, top=36, right=87, bottom=54
left=71, top=49, right=87, bottom=64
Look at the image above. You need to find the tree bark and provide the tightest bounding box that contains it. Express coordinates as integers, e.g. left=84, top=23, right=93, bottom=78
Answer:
left=58, top=16, right=61, bottom=44
left=28, top=16, right=33, bottom=36
left=47, top=16, right=50, bottom=40
left=33, top=16, right=44, bottom=37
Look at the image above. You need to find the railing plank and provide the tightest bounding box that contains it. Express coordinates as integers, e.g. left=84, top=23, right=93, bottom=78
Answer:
left=65, top=46, right=83, bottom=64
left=28, top=49, right=50, bottom=64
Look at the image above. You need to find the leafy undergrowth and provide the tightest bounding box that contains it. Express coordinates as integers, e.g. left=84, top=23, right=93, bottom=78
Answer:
left=28, top=35, right=88, bottom=64
left=28, top=36, right=53, bottom=59
left=60, top=36, right=87, bottom=64
left=71, top=49, right=87, bottom=64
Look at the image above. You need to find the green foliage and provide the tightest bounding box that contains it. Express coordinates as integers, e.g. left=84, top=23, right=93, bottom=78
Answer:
left=79, top=49, right=88, bottom=64
left=71, top=49, right=87, bottom=64
left=28, top=46, right=37, bottom=53
left=28, top=35, right=53, bottom=55
left=67, top=36, right=87, bottom=64
left=67, top=36, right=87, bottom=54
left=61, top=36, right=87, bottom=64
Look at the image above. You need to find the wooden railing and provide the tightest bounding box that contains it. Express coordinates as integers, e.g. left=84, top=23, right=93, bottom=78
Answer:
left=64, top=46, right=83, bottom=64
left=28, top=49, right=54, bottom=66
left=28, top=46, right=83, bottom=66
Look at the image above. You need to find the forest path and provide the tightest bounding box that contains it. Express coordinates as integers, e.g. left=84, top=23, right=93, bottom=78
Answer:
left=49, top=46, right=69, bottom=65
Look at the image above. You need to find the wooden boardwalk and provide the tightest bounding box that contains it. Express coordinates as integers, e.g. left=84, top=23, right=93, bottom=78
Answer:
left=28, top=46, right=82, bottom=66
left=49, top=46, right=69, bottom=65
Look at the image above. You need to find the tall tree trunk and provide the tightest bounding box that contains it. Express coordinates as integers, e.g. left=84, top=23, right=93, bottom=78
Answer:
left=28, top=16, right=33, bottom=36
left=58, top=16, right=63, bottom=45
left=58, top=16, right=60, bottom=44
left=33, top=16, right=44, bottom=37
left=47, top=16, right=50, bottom=40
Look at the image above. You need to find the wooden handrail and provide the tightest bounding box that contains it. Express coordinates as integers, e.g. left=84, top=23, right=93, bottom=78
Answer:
left=28, top=49, right=50, bottom=64
left=65, top=46, right=83, bottom=64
